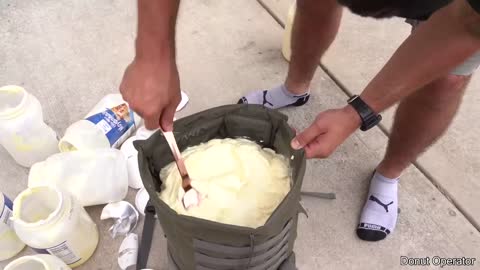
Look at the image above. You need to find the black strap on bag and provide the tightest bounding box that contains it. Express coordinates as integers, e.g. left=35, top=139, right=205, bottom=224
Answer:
left=137, top=202, right=157, bottom=270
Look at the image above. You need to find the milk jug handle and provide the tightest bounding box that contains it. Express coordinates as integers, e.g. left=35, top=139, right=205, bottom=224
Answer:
left=137, top=202, right=156, bottom=269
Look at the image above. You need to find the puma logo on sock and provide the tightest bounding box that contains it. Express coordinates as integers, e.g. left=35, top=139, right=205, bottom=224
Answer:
left=369, top=195, right=393, bottom=213
left=262, top=91, right=273, bottom=107
left=239, top=97, right=248, bottom=104
left=357, top=173, right=398, bottom=242
left=363, top=223, right=381, bottom=230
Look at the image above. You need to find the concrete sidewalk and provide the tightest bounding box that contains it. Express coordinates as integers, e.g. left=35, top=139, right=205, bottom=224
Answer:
left=1, top=1, right=479, bottom=269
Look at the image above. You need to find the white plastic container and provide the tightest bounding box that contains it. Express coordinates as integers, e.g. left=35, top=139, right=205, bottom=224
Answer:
left=28, top=148, right=128, bottom=206
left=59, top=94, right=142, bottom=152
left=0, top=192, right=25, bottom=261
left=5, top=254, right=72, bottom=270
left=12, top=186, right=99, bottom=268
left=0, top=85, right=58, bottom=167
left=282, top=2, right=296, bottom=61
left=120, top=127, right=157, bottom=189
left=120, top=136, right=144, bottom=189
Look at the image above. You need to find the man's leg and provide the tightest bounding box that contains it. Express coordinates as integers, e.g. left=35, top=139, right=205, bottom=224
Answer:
left=377, top=75, right=470, bottom=178
left=285, top=0, right=343, bottom=94
left=238, top=0, right=342, bottom=108
left=357, top=74, right=470, bottom=241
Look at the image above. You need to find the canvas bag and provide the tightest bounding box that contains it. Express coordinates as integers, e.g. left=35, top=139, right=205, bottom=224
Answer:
left=135, top=104, right=307, bottom=270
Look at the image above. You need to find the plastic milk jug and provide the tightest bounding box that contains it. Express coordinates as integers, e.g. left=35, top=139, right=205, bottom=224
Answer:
left=120, top=126, right=157, bottom=189
left=59, top=94, right=142, bottom=152
left=28, top=148, right=128, bottom=206
left=0, top=85, right=58, bottom=167
left=5, top=254, right=72, bottom=270
left=12, top=186, right=99, bottom=268
left=0, top=192, right=25, bottom=261
left=282, top=1, right=296, bottom=61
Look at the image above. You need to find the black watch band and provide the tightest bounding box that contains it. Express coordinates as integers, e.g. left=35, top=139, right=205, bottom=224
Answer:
left=347, top=95, right=382, bottom=131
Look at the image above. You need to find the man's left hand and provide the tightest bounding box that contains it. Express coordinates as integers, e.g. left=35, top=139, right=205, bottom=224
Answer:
left=291, top=106, right=362, bottom=159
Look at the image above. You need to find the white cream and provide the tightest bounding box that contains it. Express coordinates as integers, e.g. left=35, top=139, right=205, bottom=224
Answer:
left=159, top=138, right=291, bottom=228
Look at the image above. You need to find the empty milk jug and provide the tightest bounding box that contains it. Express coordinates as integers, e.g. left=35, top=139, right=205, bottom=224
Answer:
left=5, top=254, right=71, bottom=270
left=0, top=85, right=58, bottom=167
left=120, top=126, right=157, bottom=189
left=59, top=94, right=142, bottom=152
left=282, top=1, right=296, bottom=61
left=0, top=191, right=25, bottom=261
left=12, top=186, right=99, bottom=268
left=28, top=148, right=128, bottom=206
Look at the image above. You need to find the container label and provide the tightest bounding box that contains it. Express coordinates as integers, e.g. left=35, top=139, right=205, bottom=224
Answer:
left=0, top=194, right=14, bottom=228
left=86, top=103, right=135, bottom=147
left=33, top=241, right=82, bottom=265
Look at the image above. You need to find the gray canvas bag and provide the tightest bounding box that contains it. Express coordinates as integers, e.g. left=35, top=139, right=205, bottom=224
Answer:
left=134, top=105, right=331, bottom=270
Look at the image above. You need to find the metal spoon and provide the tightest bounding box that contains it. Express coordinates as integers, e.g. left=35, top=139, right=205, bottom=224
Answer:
left=161, top=129, right=200, bottom=209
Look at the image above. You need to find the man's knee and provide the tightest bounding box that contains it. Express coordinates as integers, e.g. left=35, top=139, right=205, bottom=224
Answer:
left=430, top=74, right=471, bottom=97
left=415, top=74, right=470, bottom=110
left=297, top=0, right=339, bottom=13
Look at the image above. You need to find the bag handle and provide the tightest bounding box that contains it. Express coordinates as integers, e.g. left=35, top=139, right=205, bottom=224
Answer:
left=137, top=202, right=157, bottom=270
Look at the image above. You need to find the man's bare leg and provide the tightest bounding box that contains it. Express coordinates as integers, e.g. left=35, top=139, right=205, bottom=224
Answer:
left=239, top=0, right=342, bottom=108
left=378, top=74, right=470, bottom=178
left=357, top=74, right=470, bottom=241
left=286, top=0, right=343, bottom=94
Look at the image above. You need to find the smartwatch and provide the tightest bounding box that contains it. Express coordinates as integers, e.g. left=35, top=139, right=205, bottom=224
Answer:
left=347, top=95, right=382, bottom=131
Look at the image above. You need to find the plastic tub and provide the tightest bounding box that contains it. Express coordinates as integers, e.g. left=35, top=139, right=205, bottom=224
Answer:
left=59, top=94, right=142, bottom=152
left=0, top=192, right=25, bottom=261
left=12, top=187, right=99, bottom=268
left=0, top=85, right=58, bottom=167
left=28, top=148, right=128, bottom=206
left=4, top=254, right=71, bottom=270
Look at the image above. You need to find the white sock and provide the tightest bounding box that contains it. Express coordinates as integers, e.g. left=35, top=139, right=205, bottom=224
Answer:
left=357, top=171, right=399, bottom=241
left=238, top=84, right=310, bottom=109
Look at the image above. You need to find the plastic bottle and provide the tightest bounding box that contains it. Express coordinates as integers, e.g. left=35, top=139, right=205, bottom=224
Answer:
left=0, top=85, right=58, bottom=167
left=0, top=192, right=25, bottom=261
left=120, top=136, right=144, bottom=189
left=5, top=254, right=72, bottom=270
left=282, top=2, right=297, bottom=61
left=120, top=126, right=157, bottom=189
left=12, top=186, right=99, bottom=268
left=59, top=94, right=142, bottom=152
left=28, top=148, right=128, bottom=206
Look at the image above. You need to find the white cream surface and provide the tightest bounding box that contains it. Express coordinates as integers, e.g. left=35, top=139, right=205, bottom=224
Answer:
left=159, top=138, right=291, bottom=228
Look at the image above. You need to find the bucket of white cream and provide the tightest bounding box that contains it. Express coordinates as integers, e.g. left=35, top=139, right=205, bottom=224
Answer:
left=135, top=105, right=305, bottom=270
left=159, top=138, right=292, bottom=229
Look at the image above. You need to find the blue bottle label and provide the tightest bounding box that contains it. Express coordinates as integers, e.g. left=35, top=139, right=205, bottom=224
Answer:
left=32, top=241, right=82, bottom=265
left=1, top=193, right=14, bottom=228
left=85, top=103, right=135, bottom=147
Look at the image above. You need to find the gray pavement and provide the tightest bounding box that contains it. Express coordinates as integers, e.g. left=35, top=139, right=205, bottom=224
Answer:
left=1, top=1, right=479, bottom=269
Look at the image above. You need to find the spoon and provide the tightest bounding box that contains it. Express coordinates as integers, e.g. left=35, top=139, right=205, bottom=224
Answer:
left=161, top=129, right=200, bottom=209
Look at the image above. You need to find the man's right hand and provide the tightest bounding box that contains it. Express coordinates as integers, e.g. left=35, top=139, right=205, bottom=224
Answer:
left=120, top=58, right=181, bottom=131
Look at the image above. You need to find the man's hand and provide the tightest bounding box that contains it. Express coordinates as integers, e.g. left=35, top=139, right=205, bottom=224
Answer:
left=121, top=0, right=181, bottom=131
left=120, top=58, right=181, bottom=131
left=291, top=106, right=361, bottom=158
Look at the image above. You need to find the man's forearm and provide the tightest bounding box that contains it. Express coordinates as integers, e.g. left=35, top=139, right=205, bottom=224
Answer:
left=360, top=0, right=480, bottom=113
left=135, top=0, right=180, bottom=61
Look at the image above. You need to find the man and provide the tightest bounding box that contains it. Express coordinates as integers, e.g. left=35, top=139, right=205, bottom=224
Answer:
left=120, top=0, right=480, bottom=241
